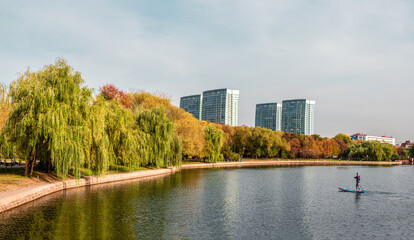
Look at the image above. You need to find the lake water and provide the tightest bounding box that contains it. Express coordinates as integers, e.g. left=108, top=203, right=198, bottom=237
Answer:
left=1, top=165, right=414, bottom=240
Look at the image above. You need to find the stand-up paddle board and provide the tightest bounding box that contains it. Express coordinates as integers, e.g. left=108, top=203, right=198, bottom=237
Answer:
left=338, top=187, right=365, bottom=193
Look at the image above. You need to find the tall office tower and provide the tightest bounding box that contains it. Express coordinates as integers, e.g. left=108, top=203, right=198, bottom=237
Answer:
left=201, top=88, right=239, bottom=126
left=180, top=94, right=202, bottom=120
left=255, top=103, right=282, bottom=131
left=281, top=99, right=315, bottom=135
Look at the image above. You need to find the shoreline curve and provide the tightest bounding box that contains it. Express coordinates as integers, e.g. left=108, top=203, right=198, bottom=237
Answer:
left=0, top=160, right=401, bottom=213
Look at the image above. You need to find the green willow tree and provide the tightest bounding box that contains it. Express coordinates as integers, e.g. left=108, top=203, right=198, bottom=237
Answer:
left=347, top=141, right=395, bottom=161
left=102, top=97, right=143, bottom=170
left=4, top=59, right=92, bottom=179
left=203, top=125, right=223, bottom=163
left=88, top=97, right=110, bottom=174
left=135, top=106, right=182, bottom=168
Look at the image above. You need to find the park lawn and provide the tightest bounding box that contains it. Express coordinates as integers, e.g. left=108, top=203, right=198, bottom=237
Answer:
left=106, top=164, right=150, bottom=174
left=0, top=165, right=153, bottom=193
left=181, top=161, right=208, bottom=164
left=0, top=168, right=63, bottom=192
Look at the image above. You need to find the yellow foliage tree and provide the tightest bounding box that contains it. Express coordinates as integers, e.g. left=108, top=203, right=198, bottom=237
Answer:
left=129, top=91, right=207, bottom=159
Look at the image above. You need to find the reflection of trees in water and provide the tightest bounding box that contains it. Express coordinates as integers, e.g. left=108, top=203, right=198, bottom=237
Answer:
left=0, top=174, right=175, bottom=239
left=0, top=200, right=63, bottom=239
left=27, top=211, right=49, bottom=239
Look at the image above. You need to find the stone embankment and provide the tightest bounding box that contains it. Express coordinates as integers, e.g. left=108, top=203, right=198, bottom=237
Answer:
left=0, top=167, right=177, bottom=213
left=0, top=160, right=400, bottom=213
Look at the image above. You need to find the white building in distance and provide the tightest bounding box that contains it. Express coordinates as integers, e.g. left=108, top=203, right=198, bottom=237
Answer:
left=351, top=133, right=396, bottom=145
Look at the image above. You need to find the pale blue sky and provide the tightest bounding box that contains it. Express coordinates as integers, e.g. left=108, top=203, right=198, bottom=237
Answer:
left=1, top=0, right=413, bottom=142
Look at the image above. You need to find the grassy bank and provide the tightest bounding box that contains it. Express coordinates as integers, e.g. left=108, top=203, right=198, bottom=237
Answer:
left=0, top=164, right=150, bottom=193
left=0, top=168, right=63, bottom=192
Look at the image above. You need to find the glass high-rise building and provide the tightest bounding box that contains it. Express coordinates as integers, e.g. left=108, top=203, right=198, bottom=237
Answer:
left=201, top=88, right=239, bottom=126
left=281, top=99, right=315, bottom=135
left=180, top=94, right=202, bottom=120
left=255, top=103, right=282, bottom=131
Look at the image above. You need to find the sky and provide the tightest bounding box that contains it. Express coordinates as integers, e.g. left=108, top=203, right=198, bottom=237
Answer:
left=0, top=0, right=413, bottom=142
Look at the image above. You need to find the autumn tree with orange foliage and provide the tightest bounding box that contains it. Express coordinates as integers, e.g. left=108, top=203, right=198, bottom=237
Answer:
left=170, top=107, right=207, bottom=159
left=0, top=83, right=12, bottom=158
left=100, top=84, right=131, bottom=108
left=300, top=136, right=321, bottom=159
left=280, top=133, right=345, bottom=159
left=289, top=138, right=301, bottom=158
left=282, top=133, right=300, bottom=158
left=333, top=133, right=352, bottom=157
left=129, top=91, right=171, bottom=111
left=0, top=83, right=11, bottom=131
left=321, top=138, right=341, bottom=158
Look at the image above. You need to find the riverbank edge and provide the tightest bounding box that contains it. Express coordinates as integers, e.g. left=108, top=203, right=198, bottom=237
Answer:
left=0, top=167, right=177, bottom=213
left=180, top=160, right=401, bottom=169
left=0, top=160, right=400, bottom=213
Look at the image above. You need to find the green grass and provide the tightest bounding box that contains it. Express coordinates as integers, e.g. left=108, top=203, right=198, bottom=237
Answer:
left=68, top=164, right=150, bottom=177
left=108, top=164, right=148, bottom=173
left=181, top=161, right=207, bottom=164
left=79, top=168, right=94, bottom=176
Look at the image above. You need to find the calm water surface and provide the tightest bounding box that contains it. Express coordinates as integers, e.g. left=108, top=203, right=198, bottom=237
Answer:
left=1, top=165, right=414, bottom=240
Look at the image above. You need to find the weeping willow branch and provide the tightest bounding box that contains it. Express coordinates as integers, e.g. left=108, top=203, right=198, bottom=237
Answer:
left=4, top=58, right=92, bottom=179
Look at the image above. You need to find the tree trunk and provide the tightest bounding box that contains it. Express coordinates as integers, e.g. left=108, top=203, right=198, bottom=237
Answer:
left=30, top=154, right=36, bottom=176
left=47, top=160, right=52, bottom=173
left=25, top=150, right=36, bottom=177
left=25, top=156, right=32, bottom=177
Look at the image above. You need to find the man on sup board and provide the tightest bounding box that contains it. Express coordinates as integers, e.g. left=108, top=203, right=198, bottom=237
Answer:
left=354, top=173, right=361, bottom=191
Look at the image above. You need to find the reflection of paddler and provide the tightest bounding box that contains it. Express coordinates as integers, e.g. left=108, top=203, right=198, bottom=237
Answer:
left=354, top=173, right=361, bottom=191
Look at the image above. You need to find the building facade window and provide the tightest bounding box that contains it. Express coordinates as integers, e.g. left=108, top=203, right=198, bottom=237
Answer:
left=180, top=94, right=202, bottom=120
left=255, top=103, right=282, bottom=131
left=281, top=99, right=315, bottom=135
left=180, top=89, right=239, bottom=126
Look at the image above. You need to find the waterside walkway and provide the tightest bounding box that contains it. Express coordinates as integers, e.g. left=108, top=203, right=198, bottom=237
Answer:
left=0, top=160, right=400, bottom=213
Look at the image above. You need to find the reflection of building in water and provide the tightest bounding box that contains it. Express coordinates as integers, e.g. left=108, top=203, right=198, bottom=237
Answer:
left=350, top=133, right=395, bottom=145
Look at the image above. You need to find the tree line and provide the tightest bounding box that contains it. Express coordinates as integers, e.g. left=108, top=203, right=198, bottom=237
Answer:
left=0, top=59, right=182, bottom=179
left=0, top=59, right=413, bottom=179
